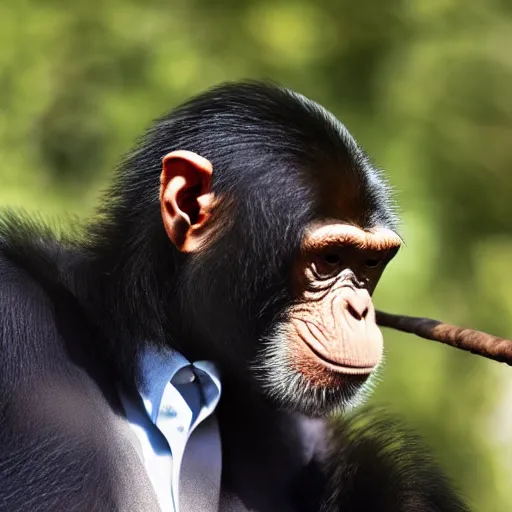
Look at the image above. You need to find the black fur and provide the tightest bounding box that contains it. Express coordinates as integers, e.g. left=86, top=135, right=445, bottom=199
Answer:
left=320, top=410, right=469, bottom=512
left=0, top=81, right=468, bottom=511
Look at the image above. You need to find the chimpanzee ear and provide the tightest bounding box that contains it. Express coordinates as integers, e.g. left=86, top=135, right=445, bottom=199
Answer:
left=159, top=150, right=215, bottom=252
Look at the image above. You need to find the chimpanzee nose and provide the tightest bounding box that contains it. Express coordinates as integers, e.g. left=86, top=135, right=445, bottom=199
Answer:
left=346, top=292, right=370, bottom=321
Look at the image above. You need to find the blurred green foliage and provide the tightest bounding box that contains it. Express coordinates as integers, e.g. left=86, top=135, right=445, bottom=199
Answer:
left=1, top=0, right=511, bottom=509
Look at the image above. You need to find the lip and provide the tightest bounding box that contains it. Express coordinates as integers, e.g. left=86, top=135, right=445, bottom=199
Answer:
left=302, top=338, right=376, bottom=375
left=295, top=320, right=377, bottom=375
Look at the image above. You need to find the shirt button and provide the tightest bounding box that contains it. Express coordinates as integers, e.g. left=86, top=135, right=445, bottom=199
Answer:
left=161, top=405, right=177, bottom=417
left=172, top=366, right=196, bottom=384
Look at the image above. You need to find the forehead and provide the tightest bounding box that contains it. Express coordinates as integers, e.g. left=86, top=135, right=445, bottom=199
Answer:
left=302, top=163, right=391, bottom=230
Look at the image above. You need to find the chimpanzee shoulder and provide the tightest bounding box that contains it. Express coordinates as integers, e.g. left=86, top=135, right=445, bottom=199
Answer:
left=0, top=210, right=119, bottom=392
left=0, top=213, right=61, bottom=379
left=0, top=213, right=144, bottom=512
left=317, top=409, right=470, bottom=512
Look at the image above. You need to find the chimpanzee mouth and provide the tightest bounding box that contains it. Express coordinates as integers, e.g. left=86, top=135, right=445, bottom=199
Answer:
left=294, top=321, right=376, bottom=375
left=300, top=336, right=376, bottom=376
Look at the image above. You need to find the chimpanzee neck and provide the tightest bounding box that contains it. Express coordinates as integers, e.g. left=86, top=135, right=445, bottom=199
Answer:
left=71, top=215, right=189, bottom=383
left=75, top=241, right=265, bottom=391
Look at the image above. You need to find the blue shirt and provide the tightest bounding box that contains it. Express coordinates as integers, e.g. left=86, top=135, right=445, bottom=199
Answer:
left=118, top=346, right=222, bottom=512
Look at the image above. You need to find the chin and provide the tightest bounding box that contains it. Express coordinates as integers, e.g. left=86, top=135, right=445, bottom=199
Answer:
left=252, top=324, right=381, bottom=418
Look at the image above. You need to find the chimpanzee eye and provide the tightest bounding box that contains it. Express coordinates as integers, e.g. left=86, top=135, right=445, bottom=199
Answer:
left=311, top=252, right=344, bottom=280
left=365, top=258, right=381, bottom=269
left=323, top=253, right=341, bottom=266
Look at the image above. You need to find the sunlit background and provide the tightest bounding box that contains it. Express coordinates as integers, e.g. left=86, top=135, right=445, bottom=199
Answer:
left=1, top=1, right=511, bottom=509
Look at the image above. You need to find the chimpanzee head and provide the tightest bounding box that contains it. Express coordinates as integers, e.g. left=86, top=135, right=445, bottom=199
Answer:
left=97, top=81, right=400, bottom=417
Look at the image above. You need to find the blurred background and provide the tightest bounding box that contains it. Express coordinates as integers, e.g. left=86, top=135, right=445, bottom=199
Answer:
left=1, top=0, right=511, bottom=509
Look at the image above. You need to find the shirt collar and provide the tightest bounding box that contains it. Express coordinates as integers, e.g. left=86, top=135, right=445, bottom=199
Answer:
left=136, top=344, right=221, bottom=424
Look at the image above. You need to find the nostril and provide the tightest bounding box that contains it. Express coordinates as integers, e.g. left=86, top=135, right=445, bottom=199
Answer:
left=346, top=296, right=370, bottom=321
left=347, top=303, right=369, bottom=321
left=347, top=303, right=361, bottom=320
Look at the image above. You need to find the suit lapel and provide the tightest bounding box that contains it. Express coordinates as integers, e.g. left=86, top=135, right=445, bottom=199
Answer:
left=180, top=414, right=222, bottom=512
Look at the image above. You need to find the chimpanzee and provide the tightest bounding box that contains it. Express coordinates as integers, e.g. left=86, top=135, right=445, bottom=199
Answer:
left=0, top=81, right=470, bottom=512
